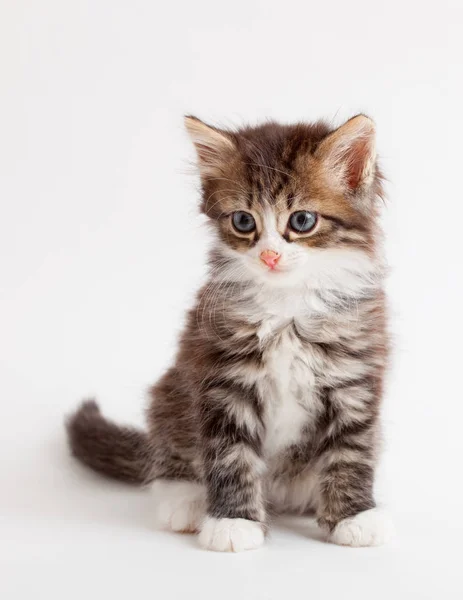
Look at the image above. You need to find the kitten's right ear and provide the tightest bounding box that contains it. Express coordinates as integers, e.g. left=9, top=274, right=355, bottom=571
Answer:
left=184, top=116, right=235, bottom=179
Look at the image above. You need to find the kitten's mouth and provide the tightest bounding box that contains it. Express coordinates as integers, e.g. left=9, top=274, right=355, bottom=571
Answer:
left=260, top=262, right=282, bottom=273
left=261, top=264, right=290, bottom=276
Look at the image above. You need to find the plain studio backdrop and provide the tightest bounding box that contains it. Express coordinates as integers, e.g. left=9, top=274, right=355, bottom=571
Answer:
left=1, top=1, right=462, bottom=598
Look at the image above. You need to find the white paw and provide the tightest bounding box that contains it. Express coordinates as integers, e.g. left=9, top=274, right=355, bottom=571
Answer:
left=152, top=480, right=206, bottom=533
left=198, top=517, right=265, bottom=552
left=329, top=508, right=394, bottom=547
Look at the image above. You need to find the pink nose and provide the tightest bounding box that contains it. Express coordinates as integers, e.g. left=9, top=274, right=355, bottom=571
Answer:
left=260, top=250, right=281, bottom=269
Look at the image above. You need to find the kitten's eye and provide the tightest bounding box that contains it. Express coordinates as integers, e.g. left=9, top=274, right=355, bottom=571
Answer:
left=289, top=211, right=317, bottom=233
left=232, top=211, right=256, bottom=233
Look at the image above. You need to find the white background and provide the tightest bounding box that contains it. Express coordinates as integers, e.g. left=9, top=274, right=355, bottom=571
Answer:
left=1, top=1, right=462, bottom=598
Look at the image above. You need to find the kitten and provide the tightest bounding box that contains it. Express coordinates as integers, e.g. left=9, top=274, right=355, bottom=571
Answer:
left=67, top=114, right=393, bottom=552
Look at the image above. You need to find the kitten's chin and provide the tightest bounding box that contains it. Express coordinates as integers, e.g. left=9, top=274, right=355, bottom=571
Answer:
left=249, top=265, right=308, bottom=289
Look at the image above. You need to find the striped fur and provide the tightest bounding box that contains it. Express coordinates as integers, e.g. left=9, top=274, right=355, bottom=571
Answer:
left=67, top=114, right=390, bottom=551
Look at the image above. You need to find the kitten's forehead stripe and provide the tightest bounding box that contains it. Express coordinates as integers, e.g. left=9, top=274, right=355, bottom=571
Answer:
left=287, top=195, right=295, bottom=210
left=246, top=191, right=253, bottom=209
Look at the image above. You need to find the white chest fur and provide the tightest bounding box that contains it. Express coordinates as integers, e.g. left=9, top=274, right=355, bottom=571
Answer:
left=257, top=316, right=321, bottom=457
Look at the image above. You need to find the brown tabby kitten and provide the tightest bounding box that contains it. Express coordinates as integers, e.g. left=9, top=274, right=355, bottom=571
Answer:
left=67, top=114, right=393, bottom=552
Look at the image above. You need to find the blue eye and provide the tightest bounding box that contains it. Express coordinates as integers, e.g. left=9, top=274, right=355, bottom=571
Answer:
left=289, top=211, right=317, bottom=233
left=232, top=211, right=256, bottom=233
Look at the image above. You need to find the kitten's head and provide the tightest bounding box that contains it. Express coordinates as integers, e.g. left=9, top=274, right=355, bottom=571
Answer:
left=186, top=115, right=384, bottom=293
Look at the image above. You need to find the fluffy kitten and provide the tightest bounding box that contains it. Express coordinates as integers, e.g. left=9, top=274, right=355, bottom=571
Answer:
left=67, top=114, right=392, bottom=552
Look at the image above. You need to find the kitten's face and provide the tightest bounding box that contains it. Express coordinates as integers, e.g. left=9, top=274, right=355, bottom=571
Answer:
left=186, top=116, right=383, bottom=292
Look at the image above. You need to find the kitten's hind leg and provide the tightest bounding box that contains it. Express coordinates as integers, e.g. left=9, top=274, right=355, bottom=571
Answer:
left=152, top=479, right=206, bottom=533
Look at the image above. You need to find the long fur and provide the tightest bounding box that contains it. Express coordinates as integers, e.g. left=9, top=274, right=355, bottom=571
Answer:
left=66, top=114, right=390, bottom=550
left=66, top=400, right=150, bottom=484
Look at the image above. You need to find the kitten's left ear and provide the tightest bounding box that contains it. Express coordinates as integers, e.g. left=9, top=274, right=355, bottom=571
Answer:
left=184, top=116, right=236, bottom=179
left=315, top=115, right=376, bottom=192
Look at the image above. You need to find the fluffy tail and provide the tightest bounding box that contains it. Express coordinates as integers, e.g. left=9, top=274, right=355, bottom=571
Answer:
left=66, top=400, right=151, bottom=484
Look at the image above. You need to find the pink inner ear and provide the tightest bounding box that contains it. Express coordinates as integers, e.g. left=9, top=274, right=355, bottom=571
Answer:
left=347, top=138, right=371, bottom=190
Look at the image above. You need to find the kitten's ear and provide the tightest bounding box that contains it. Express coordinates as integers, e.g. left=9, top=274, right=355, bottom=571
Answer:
left=315, top=115, right=376, bottom=192
left=184, top=116, right=235, bottom=179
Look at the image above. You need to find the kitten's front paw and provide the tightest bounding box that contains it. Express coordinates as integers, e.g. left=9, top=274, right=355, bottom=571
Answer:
left=198, top=517, right=265, bottom=552
left=328, top=508, right=394, bottom=547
